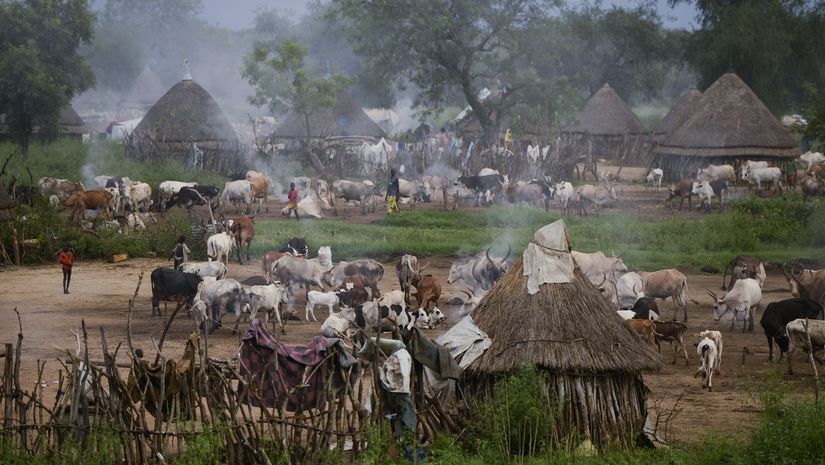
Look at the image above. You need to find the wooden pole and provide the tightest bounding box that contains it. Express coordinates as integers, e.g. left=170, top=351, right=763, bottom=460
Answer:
left=803, top=319, right=820, bottom=405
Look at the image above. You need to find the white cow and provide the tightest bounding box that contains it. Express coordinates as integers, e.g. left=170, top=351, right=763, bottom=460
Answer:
left=305, top=290, right=344, bottom=322
left=616, top=272, right=646, bottom=310
left=645, top=169, right=664, bottom=189
left=708, top=278, right=762, bottom=332
left=554, top=181, right=574, bottom=214
left=239, top=283, right=290, bottom=333
left=694, top=337, right=718, bottom=391
left=127, top=182, right=153, bottom=212
left=800, top=151, right=825, bottom=172
left=697, top=330, right=723, bottom=375
left=179, top=261, right=228, bottom=280
left=206, top=232, right=235, bottom=264
left=220, top=180, right=255, bottom=214
left=281, top=196, right=323, bottom=219
left=691, top=181, right=716, bottom=213
left=747, top=167, right=783, bottom=192
left=159, top=181, right=197, bottom=211
left=698, top=164, right=735, bottom=183
left=739, top=160, right=770, bottom=181
left=785, top=319, right=825, bottom=375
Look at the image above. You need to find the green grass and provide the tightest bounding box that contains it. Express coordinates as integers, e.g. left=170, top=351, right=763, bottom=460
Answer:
left=250, top=199, right=825, bottom=271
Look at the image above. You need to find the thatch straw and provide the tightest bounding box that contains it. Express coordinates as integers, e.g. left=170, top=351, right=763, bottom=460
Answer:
left=563, top=83, right=646, bottom=136
left=275, top=93, right=385, bottom=140
left=652, top=89, right=701, bottom=138
left=131, top=79, right=239, bottom=145
left=468, top=256, right=662, bottom=375
left=656, top=73, right=797, bottom=159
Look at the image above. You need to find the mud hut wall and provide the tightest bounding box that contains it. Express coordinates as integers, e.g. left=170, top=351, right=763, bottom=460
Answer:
left=468, top=371, right=648, bottom=447
left=126, top=136, right=243, bottom=175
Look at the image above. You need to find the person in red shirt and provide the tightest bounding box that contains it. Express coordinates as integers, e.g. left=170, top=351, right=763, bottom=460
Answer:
left=287, top=182, right=299, bottom=221
left=57, top=244, right=76, bottom=294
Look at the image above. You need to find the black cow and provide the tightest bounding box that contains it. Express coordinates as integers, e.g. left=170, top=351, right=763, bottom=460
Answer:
left=760, top=298, right=823, bottom=362
left=455, top=174, right=505, bottom=204
left=150, top=267, right=203, bottom=317
left=167, top=185, right=220, bottom=210
left=631, top=297, right=660, bottom=320
left=279, top=237, right=308, bottom=256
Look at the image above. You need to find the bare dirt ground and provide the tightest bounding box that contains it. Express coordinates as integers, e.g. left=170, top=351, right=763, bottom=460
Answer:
left=0, top=166, right=812, bottom=445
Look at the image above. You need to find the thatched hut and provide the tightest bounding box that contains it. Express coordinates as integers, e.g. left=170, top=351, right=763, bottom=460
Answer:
left=274, top=93, right=385, bottom=147
left=126, top=74, right=241, bottom=174
left=122, top=66, right=166, bottom=111
left=0, top=105, right=88, bottom=142
left=560, top=83, right=648, bottom=169
left=464, top=220, right=661, bottom=446
left=651, top=89, right=702, bottom=144
left=654, top=73, right=798, bottom=181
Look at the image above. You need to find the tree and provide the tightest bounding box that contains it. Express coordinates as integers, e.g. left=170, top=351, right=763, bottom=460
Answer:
left=243, top=38, right=350, bottom=174
left=331, top=0, right=561, bottom=144
left=676, top=0, right=825, bottom=113
left=802, top=84, right=825, bottom=151
left=0, top=0, right=95, bottom=158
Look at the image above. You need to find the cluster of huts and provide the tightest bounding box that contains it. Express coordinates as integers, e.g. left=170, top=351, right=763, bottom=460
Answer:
left=556, top=73, right=799, bottom=180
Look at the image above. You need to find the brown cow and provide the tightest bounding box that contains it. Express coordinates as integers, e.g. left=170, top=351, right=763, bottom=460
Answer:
left=39, top=177, right=85, bottom=201
left=64, top=189, right=113, bottom=222
left=626, top=319, right=659, bottom=348
left=336, top=275, right=369, bottom=306
left=411, top=274, right=441, bottom=311
left=230, top=216, right=255, bottom=264
left=665, top=179, right=695, bottom=211
left=245, top=170, right=270, bottom=213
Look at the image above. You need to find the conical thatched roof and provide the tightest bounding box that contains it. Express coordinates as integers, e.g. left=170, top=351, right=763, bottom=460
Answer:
left=564, top=83, right=646, bottom=136
left=653, top=89, right=701, bottom=137
left=467, top=221, right=662, bottom=375
left=58, top=106, right=88, bottom=135
left=656, top=73, right=797, bottom=158
left=132, top=78, right=238, bottom=144
left=125, top=67, right=166, bottom=109
left=275, top=93, right=385, bottom=140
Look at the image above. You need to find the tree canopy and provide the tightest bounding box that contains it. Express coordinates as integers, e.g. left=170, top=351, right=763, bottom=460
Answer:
left=0, top=0, right=95, bottom=157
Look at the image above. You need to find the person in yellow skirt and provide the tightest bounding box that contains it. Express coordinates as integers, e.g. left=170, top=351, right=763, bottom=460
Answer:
left=386, top=168, right=400, bottom=214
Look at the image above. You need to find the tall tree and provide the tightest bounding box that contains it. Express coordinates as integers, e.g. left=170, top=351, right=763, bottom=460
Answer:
left=243, top=38, right=349, bottom=174
left=676, top=0, right=825, bottom=113
left=0, top=0, right=95, bottom=158
left=331, top=0, right=561, bottom=144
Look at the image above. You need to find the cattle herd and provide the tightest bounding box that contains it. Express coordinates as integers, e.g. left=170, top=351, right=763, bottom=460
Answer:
left=23, top=150, right=825, bottom=396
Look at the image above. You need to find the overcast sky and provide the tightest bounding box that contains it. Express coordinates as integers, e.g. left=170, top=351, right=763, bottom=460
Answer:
left=199, top=0, right=698, bottom=30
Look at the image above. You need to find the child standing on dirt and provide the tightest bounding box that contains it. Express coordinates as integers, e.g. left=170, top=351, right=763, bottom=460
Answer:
left=287, top=182, right=300, bottom=221
left=170, top=235, right=191, bottom=270
left=57, top=245, right=75, bottom=294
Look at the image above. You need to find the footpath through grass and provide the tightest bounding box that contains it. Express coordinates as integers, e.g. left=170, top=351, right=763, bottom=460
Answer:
left=252, top=194, right=825, bottom=271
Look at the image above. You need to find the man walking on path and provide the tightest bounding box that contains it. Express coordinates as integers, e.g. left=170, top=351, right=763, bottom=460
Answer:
left=386, top=169, right=400, bottom=214
left=58, top=245, right=75, bottom=294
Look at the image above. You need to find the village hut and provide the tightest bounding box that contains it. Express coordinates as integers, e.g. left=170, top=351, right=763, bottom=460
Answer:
left=122, top=66, right=166, bottom=111
left=651, top=89, right=702, bottom=144
left=126, top=72, right=241, bottom=174
left=655, top=73, right=798, bottom=181
left=560, top=83, right=648, bottom=169
left=464, top=220, right=661, bottom=446
left=274, top=93, right=385, bottom=147
left=0, top=105, right=88, bottom=142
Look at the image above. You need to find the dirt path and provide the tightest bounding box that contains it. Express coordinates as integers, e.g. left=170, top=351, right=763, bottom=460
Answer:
left=0, top=256, right=818, bottom=444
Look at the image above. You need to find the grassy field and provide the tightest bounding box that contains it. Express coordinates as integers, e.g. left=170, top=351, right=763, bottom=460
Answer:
left=251, top=198, right=825, bottom=271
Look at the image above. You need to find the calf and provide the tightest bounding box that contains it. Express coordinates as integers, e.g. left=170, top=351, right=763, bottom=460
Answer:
left=691, top=181, right=715, bottom=213
left=694, top=337, right=718, bottom=391
left=645, top=168, right=663, bottom=189
left=785, top=319, right=825, bottom=375
left=653, top=321, right=689, bottom=365
left=760, top=298, right=823, bottom=362
left=427, top=306, right=447, bottom=327
left=631, top=297, right=660, bottom=321
left=626, top=319, right=659, bottom=348
left=305, top=290, right=346, bottom=322
left=150, top=268, right=203, bottom=318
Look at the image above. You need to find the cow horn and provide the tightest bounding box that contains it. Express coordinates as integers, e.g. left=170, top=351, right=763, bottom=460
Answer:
left=596, top=272, right=607, bottom=288
left=460, top=289, right=473, bottom=299
left=705, top=288, right=718, bottom=300
left=500, top=243, right=512, bottom=263
left=632, top=281, right=640, bottom=294
left=418, top=260, right=430, bottom=273
left=485, top=246, right=493, bottom=264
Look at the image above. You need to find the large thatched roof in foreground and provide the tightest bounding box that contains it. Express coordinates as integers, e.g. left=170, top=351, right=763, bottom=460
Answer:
left=131, top=78, right=238, bottom=145
left=275, top=93, right=385, bottom=140
left=467, top=223, right=662, bottom=376
left=656, top=73, right=797, bottom=159
left=652, top=89, right=701, bottom=137
left=564, top=83, right=646, bottom=136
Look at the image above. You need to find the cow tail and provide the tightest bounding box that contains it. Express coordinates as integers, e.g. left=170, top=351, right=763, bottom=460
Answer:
left=207, top=239, right=215, bottom=261
left=684, top=277, right=699, bottom=305
left=378, top=263, right=385, bottom=281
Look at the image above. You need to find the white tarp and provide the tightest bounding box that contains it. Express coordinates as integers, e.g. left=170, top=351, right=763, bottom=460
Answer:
left=523, top=219, right=574, bottom=294
left=435, top=315, right=491, bottom=369
left=379, top=348, right=412, bottom=394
